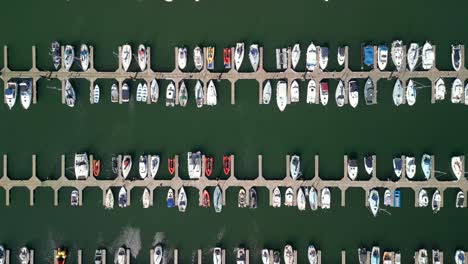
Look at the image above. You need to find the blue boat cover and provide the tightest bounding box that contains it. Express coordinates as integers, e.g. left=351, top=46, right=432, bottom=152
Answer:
left=364, top=45, right=374, bottom=66
left=4, top=88, right=12, bottom=95
left=167, top=198, right=174, bottom=208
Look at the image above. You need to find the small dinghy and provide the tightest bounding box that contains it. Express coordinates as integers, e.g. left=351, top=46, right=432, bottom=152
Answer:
left=150, top=155, right=160, bottom=178
left=139, top=155, right=148, bottom=179
left=213, top=185, right=222, bottom=213
left=153, top=246, right=163, bottom=264
left=263, top=81, right=272, bottom=104
left=262, top=249, right=270, bottom=264
left=195, top=80, right=204, bottom=108
left=383, top=189, right=391, bottom=206
left=71, top=189, right=79, bottom=206
left=206, top=80, right=217, bottom=106
left=451, top=156, right=463, bottom=180
left=121, top=44, right=132, bottom=72
left=64, top=45, right=74, bottom=71
left=308, top=245, right=318, bottom=264
left=418, top=189, right=429, bottom=207
left=178, top=186, right=187, bottom=212
left=249, top=187, right=258, bottom=209
left=368, top=189, right=379, bottom=217
left=276, top=80, right=287, bottom=111
left=290, top=80, right=300, bottom=103
left=435, top=78, right=446, bottom=101
left=201, top=189, right=210, bottom=207
left=291, top=44, right=300, bottom=70
left=297, top=188, right=306, bottom=211
left=392, top=79, right=403, bottom=106
left=19, top=81, right=32, bottom=110
left=456, top=190, right=465, bottom=208
left=150, top=79, right=159, bottom=103
left=272, top=187, right=281, bottom=208
left=421, top=41, right=434, bottom=70
left=179, top=81, right=188, bottom=107
left=193, top=46, right=204, bottom=71
left=431, top=189, right=441, bottom=213
left=111, top=84, right=119, bottom=103
left=238, top=188, right=247, bottom=208
left=213, top=248, right=222, bottom=264
left=319, top=46, right=328, bottom=70
left=348, top=158, right=358, bottom=180
left=421, top=154, right=432, bottom=180
left=166, top=81, right=176, bottom=107
left=309, top=187, right=318, bottom=211
left=249, top=44, right=259, bottom=71
left=92, top=84, right=100, bottom=104
left=364, top=78, right=374, bottom=105
left=393, top=158, right=403, bottom=178
left=337, top=46, right=345, bottom=66
left=142, top=188, right=150, bottom=209
left=307, top=79, right=317, bottom=104
left=306, top=43, right=317, bottom=71
left=451, top=78, right=463, bottom=104
left=319, top=81, right=328, bottom=106
left=391, top=40, right=403, bottom=71
left=223, top=47, right=232, bottom=69
left=335, top=80, right=345, bottom=107
left=80, top=44, right=89, bottom=71
left=283, top=245, right=293, bottom=264
left=121, top=83, right=130, bottom=103
left=235, top=42, right=245, bottom=70
left=406, top=79, right=416, bottom=106
left=348, top=80, right=359, bottom=108
left=166, top=188, right=175, bottom=208
left=118, top=187, right=127, bottom=208
left=452, top=44, right=462, bottom=71
left=371, top=247, right=380, bottom=264
left=364, top=155, right=373, bottom=175
left=284, top=187, right=294, bottom=206
left=136, top=83, right=143, bottom=102
left=406, top=156, right=416, bottom=179
left=290, top=155, right=301, bottom=180
left=455, top=250, right=465, bottom=264
left=321, top=187, right=331, bottom=209
left=65, top=80, right=76, bottom=107
left=121, top=155, right=132, bottom=179
left=377, top=45, right=388, bottom=70
left=137, top=44, right=147, bottom=71
left=206, top=46, right=215, bottom=70
left=178, top=47, right=187, bottom=70
left=407, top=43, right=419, bottom=71
left=51, top=41, right=61, bottom=70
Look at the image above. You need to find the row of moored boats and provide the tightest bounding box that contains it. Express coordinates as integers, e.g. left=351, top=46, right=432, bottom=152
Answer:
left=360, top=247, right=465, bottom=264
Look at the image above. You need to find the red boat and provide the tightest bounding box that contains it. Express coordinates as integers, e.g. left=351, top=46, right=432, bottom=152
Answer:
left=93, top=160, right=101, bottom=177
left=202, top=189, right=210, bottom=207
left=223, top=155, right=231, bottom=175
left=205, top=157, right=213, bottom=177
left=223, top=48, right=231, bottom=69
left=168, top=158, right=175, bottom=175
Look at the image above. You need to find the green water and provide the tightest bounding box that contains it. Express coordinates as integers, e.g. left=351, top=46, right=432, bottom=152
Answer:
left=1, top=0, right=468, bottom=263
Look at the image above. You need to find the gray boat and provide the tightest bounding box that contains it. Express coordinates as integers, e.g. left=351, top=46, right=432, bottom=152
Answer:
left=214, top=185, right=222, bottom=213
left=364, top=78, right=374, bottom=105
left=358, top=248, right=367, bottom=264
left=249, top=187, right=257, bottom=209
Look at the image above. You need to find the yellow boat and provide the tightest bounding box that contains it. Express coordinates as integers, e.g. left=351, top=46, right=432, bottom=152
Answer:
left=207, top=46, right=215, bottom=70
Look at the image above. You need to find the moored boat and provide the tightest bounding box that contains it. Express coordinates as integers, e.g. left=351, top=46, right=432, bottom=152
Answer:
left=382, top=252, right=392, bottom=264
left=309, top=187, right=318, bottom=210
left=166, top=81, right=176, bottom=107
left=407, top=43, right=419, bottom=71
left=136, top=83, right=143, bottom=102
left=418, top=249, right=428, bottom=264
left=65, top=80, right=76, bottom=107
left=80, top=44, right=89, bottom=71
left=364, top=78, right=374, bottom=105
left=337, top=46, right=345, bottom=66
left=319, top=80, right=329, bottom=106
left=205, top=156, right=213, bottom=177
left=276, top=80, right=287, bottom=111
left=202, top=189, right=210, bottom=207
left=319, top=46, right=328, bottom=70
left=262, top=249, right=270, bottom=264
left=95, top=249, right=104, bottom=264
left=272, top=187, right=281, bottom=208
left=213, top=185, right=222, bottom=213
left=194, top=46, right=204, bottom=71
left=393, top=157, right=402, bottom=178
left=168, top=157, right=175, bottom=175
left=249, top=44, right=259, bottom=71
left=178, top=186, right=187, bottom=212
left=371, top=247, right=380, bottom=264
left=206, top=80, right=217, bottom=106
left=432, top=250, right=441, bottom=264
left=297, top=188, right=306, bottom=211
left=117, top=247, right=126, bottom=264
left=19, top=247, right=30, bottom=264
left=121, top=155, right=132, bottom=179
left=451, top=156, right=463, bottom=180
left=142, top=188, right=150, bottom=209
left=418, top=189, right=429, bottom=207
left=111, top=84, right=119, bottom=103
left=121, top=44, right=132, bottom=72
left=363, top=45, right=374, bottom=67
left=306, top=43, right=317, bottom=71
left=284, top=187, right=294, bottom=206
left=358, top=248, right=367, bottom=264
left=455, top=250, right=465, bottom=264
left=308, top=245, right=317, bottom=264
left=105, top=188, right=114, bottom=209
left=121, top=83, right=130, bottom=103
left=307, top=79, right=317, bottom=104
left=234, top=43, right=245, bottom=70
left=71, top=189, right=79, bottom=206
left=368, top=189, right=379, bottom=217
left=19, top=80, right=32, bottom=110
left=364, top=155, right=373, bottom=175
left=435, top=78, right=446, bottom=101
left=391, top=40, right=403, bottom=71
left=421, top=41, right=434, bottom=70
left=206, top=46, right=215, bottom=70
left=118, top=186, right=127, bottom=208
left=178, top=47, right=187, bottom=70
left=406, top=156, right=416, bottom=179
left=166, top=188, right=175, bottom=208
left=452, top=44, right=462, bottom=71
left=51, top=41, right=61, bottom=70
left=187, top=151, right=202, bottom=179
left=290, top=155, right=301, bottom=180
left=406, top=79, right=416, bottom=106
left=179, top=81, right=188, bottom=107
left=290, top=80, right=300, bottom=103
left=137, top=44, right=147, bottom=71
left=432, top=189, right=441, bottom=213
left=377, top=45, right=388, bottom=70
left=150, top=79, right=159, bottom=103
left=139, top=155, right=148, bottom=179
left=195, top=80, right=204, bottom=108
left=153, top=245, right=162, bottom=264
left=348, top=80, right=359, bottom=108
left=321, top=187, right=330, bottom=209
left=238, top=188, right=247, bottom=208
left=4, top=81, right=17, bottom=110
left=451, top=78, right=463, bottom=104
left=384, top=189, right=391, bottom=206
left=223, top=48, right=232, bottom=69
left=347, top=158, right=358, bottom=181
left=249, top=187, right=257, bottom=209
left=291, top=44, right=300, bottom=70
left=237, top=248, right=246, bottom=264
left=64, top=45, right=74, bottom=71
left=421, top=154, right=432, bottom=180
left=335, top=80, right=345, bottom=107
left=283, top=245, right=293, bottom=264
left=223, top=155, right=231, bottom=175
left=263, top=81, right=272, bottom=104
left=213, top=248, right=222, bottom=264
left=74, top=153, right=89, bottom=180
left=392, top=79, right=403, bottom=106
left=150, top=155, right=160, bottom=178
left=92, top=84, right=100, bottom=104
left=456, top=190, right=465, bottom=208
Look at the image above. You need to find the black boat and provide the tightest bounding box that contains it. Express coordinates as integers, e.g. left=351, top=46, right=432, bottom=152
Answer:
left=249, top=187, right=257, bottom=209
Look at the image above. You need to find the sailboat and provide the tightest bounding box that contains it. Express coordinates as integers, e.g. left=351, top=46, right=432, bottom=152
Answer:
left=451, top=156, right=463, bottom=180
left=65, top=80, right=76, bottom=107
left=51, top=41, right=61, bottom=70
left=178, top=47, right=187, bottom=70
left=139, top=155, right=148, bottom=179
left=348, top=158, right=358, bottom=180
left=137, top=44, right=147, bottom=71
left=276, top=80, right=287, bottom=111
left=337, top=46, right=345, bottom=66
left=121, top=44, right=132, bottom=72
left=179, top=81, right=188, bottom=107
left=377, top=45, right=388, bottom=70
left=166, top=81, right=176, bottom=107
left=151, top=79, right=159, bottom=103
left=308, top=245, right=318, bottom=264
left=319, top=81, right=329, bottom=106
left=364, top=78, right=374, bottom=105
left=319, top=46, right=329, bottom=70
left=418, top=189, right=429, bottom=207
left=235, top=43, right=245, bottom=70
left=118, top=187, right=127, bottom=208
left=4, top=81, right=17, bottom=110
left=283, top=245, right=293, bottom=264
left=335, top=80, right=345, bottom=107
left=178, top=187, right=187, bottom=212
left=195, top=80, right=204, bottom=108
left=291, top=44, right=300, bottom=70
left=451, top=78, right=463, bottom=104
left=64, top=45, right=74, bottom=71
left=348, top=80, right=359, bottom=108
left=421, top=41, right=434, bottom=70
left=406, top=156, right=416, bottom=179
left=307, top=79, right=317, bottom=104
left=249, top=44, right=259, bottom=71
left=80, top=44, right=89, bottom=71
left=321, top=187, right=330, bottom=209
left=368, top=189, right=379, bottom=217
left=206, top=80, right=217, bottom=106
left=142, top=188, right=150, bottom=209
left=421, top=154, right=432, bottom=180
left=306, top=43, right=317, bottom=71
left=272, top=187, right=281, bottom=208
left=263, top=81, right=272, bottom=104
left=309, top=187, right=318, bottom=211
left=153, top=245, right=163, bottom=264
left=435, top=78, right=446, bottom=101
left=297, top=188, right=306, bottom=211
left=121, top=155, right=132, bottom=179
left=193, top=46, right=204, bottom=70
left=406, top=79, right=416, bottom=106
left=290, top=155, right=301, bottom=180
left=407, top=43, right=419, bottom=71
left=392, top=79, right=403, bottom=106
left=105, top=188, right=114, bottom=209
left=213, top=186, right=222, bottom=213
left=19, top=80, right=32, bottom=109
left=432, top=189, right=441, bottom=213
left=150, top=155, right=160, bottom=178
left=290, top=80, right=300, bottom=103
left=452, top=44, right=462, bottom=71
left=391, top=40, right=403, bottom=71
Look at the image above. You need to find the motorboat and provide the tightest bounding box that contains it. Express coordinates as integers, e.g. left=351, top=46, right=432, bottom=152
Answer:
left=319, top=81, right=329, bottom=106
left=121, top=44, right=131, bottom=72
left=432, top=250, right=441, bottom=264
left=151, top=79, right=159, bottom=103
left=179, top=81, right=188, bottom=107
left=4, top=81, right=16, bottom=110
left=321, top=187, right=331, bottom=209
left=111, top=84, right=119, bottom=103
left=347, top=158, right=358, bottom=180
left=236, top=248, right=246, bottom=264
left=364, top=78, right=374, bottom=105
left=166, top=188, right=174, bottom=208
left=371, top=247, right=380, bottom=264
left=363, top=45, right=374, bottom=67
left=464, top=83, right=468, bottom=105
left=71, top=189, right=79, bottom=206
left=223, top=155, right=231, bottom=175
left=195, top=80, right=204, bottom=108
left=138, top=46, right=147, bottom=71
left=249, top=44, right=259, bottom=71
left=263, top=81, right=272, bottom=104
left=105, top=188, right=114, bottom=209
left=153, top=245, right=162, bottom=264
left=319, top=46, right=328, bottom=70
left=391, top=40, right=403, bottom=71
left=418, top=249, right=428, bottom=264
left=307, top=79, right=317, bottom=104
left=348, top=80, right=359, bottom=108
left=80, top=44, right=89, bottom=71
left=121, top=83, right=130, bottom=103
left=421, top=154, right=432, bottom=180
left=383, top=189, right=391, bottom=206
left=309, top=187, right=318, bottom=210
left=421, top=41, right=434, bottom=70
left=368, top=189, right=379, bottom=217
left=95, top=249, right=104, bottom=264
left=406, top=79, right=416, bottom=106
left=92, top=84, right=100, bottom=104
left=234, top=42, right=245, bottom=70
left=276, top=80, right=287, bottom=111
left=308, top=245, right=317, bottom=264
left=283, top=245, right=293, bottom=264
left=337, top=46, right=345, bottom=66
left=273, top=252, right=280, bottom=264
left=297, top=188, right=306, bottom=211
left=406, top=156, right=416, bottom=179
left=335, top=80, right=345, bottom=107
left=74, top=153, right=89, bottom=180
left=382, top=252, right=392, bottom=264
left=206, top=46, right=215, bottom=70
left=377, top=45, right=388, bottom=70
left=118, top=187, right=127, bottom=208
left=166, top=81, right=175, bottom=107
left=206, top=80, right=217, bottom=106
left=202, top=189, right=210, bottom=207
left=452, top=44, right=462, bottom=71
left=64, top=45, right=74, bottom=71
left=178, top=186, right=187, bottom=212
left=291, top=44, right=300, bottom=70
left=238, top=188, right=247, bottom=208
left=205, top=156, right=213, bottom=177
left=187, top=151, right=202, bottom=179
left=272, top=187, right=281, bottom=208
left=19, top=247, right=30, bottom=264
left=290, top=155, right=301, bottom=180
left=358, top=248, right=367, bottom=264
left=150, top=155, right=160, bottom=178
left=121, top=155, right=132, bottom=179
left=249, top=187, right=258, bottom=209
left=451, top=156, right=463, bottom=180
left=178, top=47, right=187, bottom=70
left=213, top=248, right=222, bottom=264
left=284, top=187, right=294, bottom=206
left=93, top=160, right=100, bottom=177
left=51, top=41, right=61, bottom=70
left=392, top=79, right=403, bottom=106
left=213, top=185, right=222, bottom=213
left=306, top=43, right=317, bottom=71
left=290, top=80, right=300, bottom=103
left=418, top=189, right=429, bottom=207
left=452, top=78, right=463, bottom=103
left=455, top=250, right=465, bottom=264
left=456, top=190, right=465, bottom=208
left=19, top=80, right=32, bottom=109
left=432, top=189, right=441, bottom=213
left=117, top=247, right=126, bottom=264
left=136, top=83, right=144, bottom=102
left=261, top=249, right=270, bottom=264
left=139, top=155, right=148, bottom=179
left=193, top=46, right=204, bottom=70
left=407, top=43, right=419, bottom=71
left=364, top=155, right=373, bottom=175
left=435, top=78, right=446, bottom=101
left=393, top=157, right=402, bottom=178
left=142, top=188, right=150, bottom=209
left=223, top=47, right=232, bottom=69
left=65, top=80, right=76, bottom=107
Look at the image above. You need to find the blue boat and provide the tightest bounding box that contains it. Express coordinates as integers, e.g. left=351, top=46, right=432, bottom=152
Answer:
left=166, top=188, right=175, bottom=208
left=394, top=190, right=401, bottom=208
left=363, top=45, right=374, bottom=67
left=371, top=247, right=380, bottom=264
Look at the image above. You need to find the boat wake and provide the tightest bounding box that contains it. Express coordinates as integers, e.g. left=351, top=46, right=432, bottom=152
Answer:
left=152, top=232, right=166, bottom=247
left=111, top=226, right=142, bottom=262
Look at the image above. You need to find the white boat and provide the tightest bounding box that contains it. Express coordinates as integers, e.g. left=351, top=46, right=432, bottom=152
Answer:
left=121, top=44, right=132, bottom=72
left=452, top=44, right=462, bottom=71
left=435, top=78, right=446, bottom=101
left=407, top=43, right=419, bottom=71
left=4, top=82, right=17, bottom=110
left=364, top=156, right=373, bottom=175
left=92, top=84, right=100, bottom=104
left=0, top=246, right=5, bottom=264
left=309, top=187, right=318, bottom=211
left=297, top=188, right=306, bottom=211
left=249, top=44, right=259, bottom=71
left=368, top=189, right=379, bottom=217
left=121, top=155, right=132, bottom=179
left=80, top=44, right=89, bottom=71
left=195, top=80, right=204, bottom=108
left=238, top=188, right=247, bottom=208
left=406, top=156, right=416, bottom=179
left=432, top=250, right=441, bottom=264
left=465, top=83, right=468, bottom=105
left=139, top=155, right=148, bottom=179
left=118, top=187, right=127, bottom=208
left=276, top=80, right=287, bottom=111
left=237, top=248, right=246, bottom=264
left=136, top=83, right=143, bottom=102
left=290, top=80, right=300, bottom=103
left=153, top=245, right=163, bottom=264
left=117, top=248, right=126, bottom=264
left=335, top=80, right=345, bottom=107
left=213, top=248, right=222, bottom=264
left=179, top=81, right=188, bottom=107
left=71, top=189, right=79, bottom=206
left=137, top=44, right=147, bottom=71
left=19, top=81, right=32, bottom=110
left=178, top=186, right=187, bottom=212
left=421, top=154, right=432, bottom=180
left=63, top=80, right=76, bottom=107
left=456, top=190, right=465, bottom=208
left=371, top=247, right=380, bottom=264
left=406, top=79, right=416, bottom=106
left=451, top=156, right=463, bottom=180
left=234, top=43, right=245, bottom=70
left=206, top=80, right=217, bottom=106
left=283, top=245, right=293, bottom=264
left=261, top=249, right=270, bottom=264
left=142, top=188, right=150, bottom=209
left=273, top=252, right=280, bottom=264
left=284, top=187, right=294, bottom=206
left=291, top=44, right=300, bottom=70
left=194, top=46, right=204, bottom=70
left=384, top=189, right=391, bottom=206
left=178, top=47, right=187, bottom=70
left=391, top=40, right=403, bottom=71
left=166, top=81, right=176, bottom=107
left=290, top=155, right=301, bottom=180
left=151, top=79, right=159, bottom=103
left=418, top=189, right=429, bottom=207
left=64, top=45, right=74, bottom=71
left=452, top=78, right=463, bottom=103
left=455, top=250, right=465, bottom=264
left=418, top=249, right=428, bottom=264
left=111, top=84, right=118, bottom=103
left=187, top=151, right=202, bottom=179
left=306, top=43, right=317, bottom=71
left=321, top=187, right=331, bottom=209
left=272, top=187, right=281, bottom=208
left=150, top=155, right=160, bottom=178
left=74, top=153, right=89, bottom=180
left=421, top=41, right=434, bottom=70
left=431, top=189, right=441, bottom=213
left=347, top=158, right=358, bottom=180
left=348, top=80, right=359, bottom=108
left=307, top=79, right=317, bottom=104
left=337, top=46, right=345, bottom=66
left=319, top=81, right=329, bottom=106
left=319, top=46, right=328, bottom=70
left=392, top=79, right=403, bottom=106
left=105, top=188, right=114, bottom=209
left=19, top=247, right=29, bottom=264
left=395, top=253, right=401, bottom=264
left=141, top=83, right=148, bottom=102
left=308, top=245, right=317, bottom=264
left=263, top=81, right=272, bottom=104
left=377, top=45, right=388, bottom=71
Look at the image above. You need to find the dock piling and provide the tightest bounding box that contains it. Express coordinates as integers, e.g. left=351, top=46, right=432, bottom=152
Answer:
left=102, top=249, right=106, bottom=264
left=150, top=249, right=154, bottom=264
left=3, top=154, right=7, bottom=178
left=31, top=45, right=37, bottom=70
left=29, top=189, right=34, bottom=206
left=221, top=249, right=225, bottom=264
left=3, top=46, right=8, bottom=71
left=246, top=249, right=250, bottom=264
left=197, top=249, right=202, bottom=264
left=61, top=154, right=65, bottom=178
left=30, top=250, right=34, bottom=264
left=286, top=155, right=291, bottom=179
left=315, top=155, right=319, bottom=178
left=341, top=250, right=346, bottom=264
left=231, top=80, right=236, bottom=105
left=230, top=155, right=235, bottom=178
left=32, top=154, right=36, bottom=178
left=54, top=188, right=59, bottom=206
left=174, top=249, right=178, bottom=264
left=78, top=250, right=82, bottom=264
left=126, top=249, right=130, bottom=264
left=5, top=250, right=9, bottom=264
left=53, top=250, right=57, bottom=264
left=258, top=155, right=263, bottom=178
